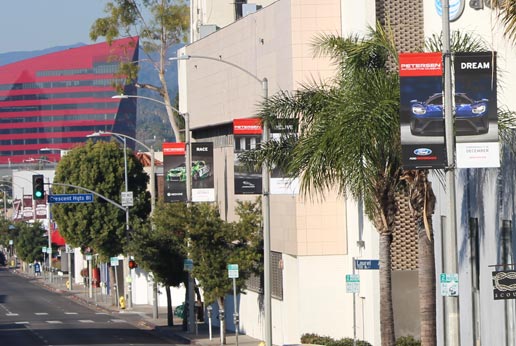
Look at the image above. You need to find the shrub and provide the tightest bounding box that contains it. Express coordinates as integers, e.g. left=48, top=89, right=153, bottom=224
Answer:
left=300, top=333, right=372, bottom=346
left=395, top=336, right=421, bottom=346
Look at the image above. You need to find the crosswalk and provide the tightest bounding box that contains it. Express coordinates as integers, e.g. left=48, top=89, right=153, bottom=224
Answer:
left=3, top=311, right=127, bottom=325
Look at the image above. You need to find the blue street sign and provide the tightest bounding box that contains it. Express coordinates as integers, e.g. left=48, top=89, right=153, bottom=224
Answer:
left=48, top=194, right=94, bottom=204
left=355, top=259, right=380, bottom=270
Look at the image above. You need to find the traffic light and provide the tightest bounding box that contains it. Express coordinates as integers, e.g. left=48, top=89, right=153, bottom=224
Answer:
left=128, top=259, right=138, bottom=269
left=32, top=174, right=45, bottom=200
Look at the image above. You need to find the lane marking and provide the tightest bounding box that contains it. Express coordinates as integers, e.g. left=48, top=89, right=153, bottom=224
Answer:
left=110, top=319, right=126, bottom=323
left=46, top=320, right=63, bottom=324
left=78, top=319, right=94, bottom=323
left=34, top=312, right=48, bottom=315
left=6, top=313, right=19, bottom=316
left=65, top=312, right=78, bottom=315
left=15, top=321, right=29, bottom=324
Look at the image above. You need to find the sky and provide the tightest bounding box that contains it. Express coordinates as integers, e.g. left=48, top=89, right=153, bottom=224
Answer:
left=0, top=0, right=111, bottom=53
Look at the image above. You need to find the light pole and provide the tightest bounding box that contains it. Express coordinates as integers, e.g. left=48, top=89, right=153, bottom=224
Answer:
left=170, top=54, right=271, bottom=346
left=111, top=94, right=190, bottom=321
left=88, top=127, right=161, bottom=317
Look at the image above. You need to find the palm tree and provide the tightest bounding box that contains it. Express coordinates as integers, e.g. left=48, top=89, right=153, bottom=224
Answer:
left=488, top=1, right=516, bottom=45
left=245, top=25, right=494, bottom=346
left=246, top=24, right=401, bottom=346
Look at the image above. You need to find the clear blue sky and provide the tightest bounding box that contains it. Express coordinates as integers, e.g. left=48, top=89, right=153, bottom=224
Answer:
left=0, top=0, right=111, bottom=53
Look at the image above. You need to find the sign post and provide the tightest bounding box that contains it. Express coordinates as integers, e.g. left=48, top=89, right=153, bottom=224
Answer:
left=228, top=264, right=240, bottom=346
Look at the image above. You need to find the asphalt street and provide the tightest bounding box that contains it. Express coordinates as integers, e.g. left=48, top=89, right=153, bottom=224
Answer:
left=0, top=267, right=173, bottom=345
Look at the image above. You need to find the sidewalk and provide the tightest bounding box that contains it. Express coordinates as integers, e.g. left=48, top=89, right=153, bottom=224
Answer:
left=15, top=268, right=263, bottom=346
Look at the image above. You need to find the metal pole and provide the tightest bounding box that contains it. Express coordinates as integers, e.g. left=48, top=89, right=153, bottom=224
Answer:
left=68, top=250, right=73, bottom=290
left=150, top=145, right=158, bottom=319
left=122, top=137, right=133, bottom=309
left=442, top=0, right=460, bottom=345
left=233, top=277, right=239, bottom=346
left=352, top=257, right=357, bottom=346
left=261, top=78, right=272, bottom=346
left=184, top=112, right=196, bottom=333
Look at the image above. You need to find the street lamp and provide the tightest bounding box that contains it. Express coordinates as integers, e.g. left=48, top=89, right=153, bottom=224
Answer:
left=170, top=54, right=272, bottom=346
left=112, top=94, right=192, bottom=322
left=113, top=93, right=195, bottom=328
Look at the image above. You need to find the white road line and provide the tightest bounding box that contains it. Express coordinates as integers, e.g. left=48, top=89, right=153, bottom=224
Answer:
left=64, top=312, right=78, bottom=315
left=46, top=321, right=63, bottom=324
left=34, top=312, right=48, bottom=315
left=6, top=313, right=19, bottom=316
left=15, top=321, right=29, bottom=324
left=78, top=319, right=94, bottom=323
left=110, top=319, right=126, bottom=323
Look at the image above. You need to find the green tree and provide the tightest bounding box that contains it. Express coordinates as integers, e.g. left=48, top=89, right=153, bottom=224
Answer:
left=51, top=140, right=150, bottom=259
left=128, top=201, right=189, bottom=326
left=90, top=0, right=189, bottom=141
left=188, top=201, right=262, bottom=343
left=13, top=222, right=47, bottom=264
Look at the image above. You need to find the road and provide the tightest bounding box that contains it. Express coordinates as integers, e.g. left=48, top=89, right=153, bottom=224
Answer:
left=0, top=267, right=172, bottom=345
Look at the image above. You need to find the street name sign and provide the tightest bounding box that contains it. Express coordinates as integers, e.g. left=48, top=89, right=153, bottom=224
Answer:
left=48, top=194, right=94, bottom=204
left=355, top=259, right=380, bottom=270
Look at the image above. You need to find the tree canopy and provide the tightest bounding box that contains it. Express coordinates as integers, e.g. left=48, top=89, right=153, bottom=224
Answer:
left=90, top=0, right=189, bottom=142
left=51, top=140, right=150, bottom=259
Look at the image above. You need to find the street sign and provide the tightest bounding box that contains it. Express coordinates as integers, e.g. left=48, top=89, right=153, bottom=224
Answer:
left=183, top=259, right=193, bottom=271
left=440, top=273, right=459, bottom=297
left=42, top=246, right=47, bottom=253
left=65, top=244, right=74, bottom=253
left=48, top=194, right=94, bottom=204
left=121, top=191, right=134, bottom=207
left=85, top=254, right=93, bottom=261
left=346, top=274, right=360, bottom=294
left=228, top=264, right=239, bottom=278
left=110, top=257, right=119, bottom=266
left=355, top=259, right=380, bottom=270
left=46, top=248, right=52, bottom=254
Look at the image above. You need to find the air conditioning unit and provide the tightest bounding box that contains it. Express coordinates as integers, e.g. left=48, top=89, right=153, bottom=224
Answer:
left=242, top=3, right=261, bottom=17
left=199, top=24, right=219, bottom=39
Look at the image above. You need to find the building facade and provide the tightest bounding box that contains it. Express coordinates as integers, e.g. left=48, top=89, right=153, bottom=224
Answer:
left=0, top=37, right=139, bottom=164
left=177, top=0, right=516, bottom=345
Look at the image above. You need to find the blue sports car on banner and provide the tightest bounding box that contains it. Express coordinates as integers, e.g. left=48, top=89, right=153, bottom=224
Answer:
left=410, top=93, right=489, bottom=136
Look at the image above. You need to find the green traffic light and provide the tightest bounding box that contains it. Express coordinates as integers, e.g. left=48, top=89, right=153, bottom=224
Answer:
left=35, top=191, right=43, bottom=198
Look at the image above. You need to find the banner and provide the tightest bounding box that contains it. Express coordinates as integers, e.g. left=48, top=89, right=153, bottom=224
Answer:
left=163, top=142, right=215, bottom=202
left=399, top=52, right=446, bottom=169
left=191, top=142, right=215, bottom=202
left=234, top=118, right=262, bottom=195
left=163, top=142, right=187, bottom=202
left=454, top=52, right=499, bottom=168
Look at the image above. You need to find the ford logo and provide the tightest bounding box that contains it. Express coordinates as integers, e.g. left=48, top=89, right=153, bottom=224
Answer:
left=414, top=148, right=432, bottom=156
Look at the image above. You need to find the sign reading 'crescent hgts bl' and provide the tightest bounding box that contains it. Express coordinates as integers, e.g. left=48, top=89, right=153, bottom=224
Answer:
left=492, top=270, right=516, bottom=300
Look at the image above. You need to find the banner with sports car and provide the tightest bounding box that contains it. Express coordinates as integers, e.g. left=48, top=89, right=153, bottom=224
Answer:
left=454, top=52, right=499, bottom=168
left=163, top=142, right=215, bottom=202
left=234, top=118, right=262, bottom=195
left=163, top=142, right=187, bottom=202
left=399, top=52, right=446, bottom=169
left=191, top=142, right=215, bottom=202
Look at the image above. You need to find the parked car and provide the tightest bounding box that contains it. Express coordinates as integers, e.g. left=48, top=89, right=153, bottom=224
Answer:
left=410, top=92, right=489, bottom=136
left=166, top=161, right=211, bottom=182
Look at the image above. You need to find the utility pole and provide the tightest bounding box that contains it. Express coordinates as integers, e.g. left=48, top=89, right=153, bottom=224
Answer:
left=442, top=0, right=460, bottom=345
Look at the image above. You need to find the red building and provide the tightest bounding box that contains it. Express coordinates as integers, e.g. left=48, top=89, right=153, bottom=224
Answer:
left=0, top=37, right=139, bottom=164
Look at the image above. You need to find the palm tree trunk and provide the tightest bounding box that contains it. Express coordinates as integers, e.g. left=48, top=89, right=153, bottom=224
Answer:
left=379, top=232, right=396, bottom=346
left=418, top=222, right=436, bottom=346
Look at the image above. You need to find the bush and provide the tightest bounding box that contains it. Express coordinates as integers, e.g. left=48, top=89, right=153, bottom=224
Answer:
left=395, top=336, right=421, bottom=346
left=300, top=333, right=372, bottom=346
